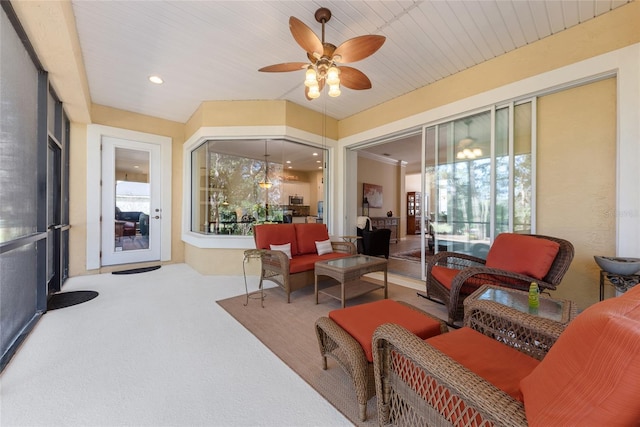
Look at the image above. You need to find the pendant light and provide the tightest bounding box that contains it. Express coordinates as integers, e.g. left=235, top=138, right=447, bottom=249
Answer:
left=259, top=141, right=272, bottom=189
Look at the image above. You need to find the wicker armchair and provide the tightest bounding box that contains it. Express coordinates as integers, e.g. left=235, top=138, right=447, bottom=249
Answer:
left=372, top=297, right=567, bottom=427
left=374, top=285, right=640, bottom=426
left=426, top=233, right=574, bottom=324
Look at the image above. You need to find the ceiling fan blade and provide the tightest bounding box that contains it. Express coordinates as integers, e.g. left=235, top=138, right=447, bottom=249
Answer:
left=289, top=16, right=323, bottom=57
left=338, top=66, right=372, bottom=90
left=258, top=62, right=308, bottom=72
left=333, top=35, right=386, bottom=63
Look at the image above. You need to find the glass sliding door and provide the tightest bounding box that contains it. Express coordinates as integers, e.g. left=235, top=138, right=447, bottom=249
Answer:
left=424, top=102, right=534, bottom=263
left=513, top=102, right=533, bottom=233
left=432, top=111, right=492, bottom=258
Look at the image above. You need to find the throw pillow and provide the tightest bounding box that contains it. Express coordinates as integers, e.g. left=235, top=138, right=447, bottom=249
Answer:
left=270, top=243, right=292, bottom=259
left=315, top=239, right=333, bottom=256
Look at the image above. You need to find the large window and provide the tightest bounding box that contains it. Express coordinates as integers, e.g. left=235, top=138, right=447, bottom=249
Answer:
left=424, top=102, right=534, bottom=258
left=191, top=139, right=326, bottom=235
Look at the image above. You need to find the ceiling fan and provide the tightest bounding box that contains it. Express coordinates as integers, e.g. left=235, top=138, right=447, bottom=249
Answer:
left=258, top=7, right=385, bottom=100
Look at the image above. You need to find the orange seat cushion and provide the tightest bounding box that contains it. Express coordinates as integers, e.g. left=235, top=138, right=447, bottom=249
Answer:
left=295, top=223, right=329, bottom=255
left=254, top=224, right=299, bottom=255
left=330, top=299, right=444, bottom=362
left=431, top=265, right=483, bottom=295
left=289, top=252, right=348, bottom=274
left=427, top=327, right=539, bottom=402
left=520, top=285, right=640, bottom=425
left=485, top=233, right=560, bottom=280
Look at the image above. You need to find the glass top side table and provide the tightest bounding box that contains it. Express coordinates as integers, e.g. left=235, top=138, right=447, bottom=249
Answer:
left=243, top=249, right=266, bottom=307
left=473, top=286, right=574, bottom=323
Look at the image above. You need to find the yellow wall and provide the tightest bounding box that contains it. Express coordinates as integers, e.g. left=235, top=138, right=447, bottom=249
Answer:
left=68, top=123, right=88, bottom=276
left=537, top=78, right=617, bottom=310
left=358, top=157, right=401, bottom=219
left=185, top=100, right=338, bottom=141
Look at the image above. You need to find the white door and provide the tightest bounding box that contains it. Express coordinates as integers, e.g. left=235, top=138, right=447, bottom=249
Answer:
left=101, top=136, right=162, bottom=265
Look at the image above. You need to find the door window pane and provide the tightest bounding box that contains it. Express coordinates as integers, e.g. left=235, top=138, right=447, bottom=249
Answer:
left=114, top=147, right=150, bottom=251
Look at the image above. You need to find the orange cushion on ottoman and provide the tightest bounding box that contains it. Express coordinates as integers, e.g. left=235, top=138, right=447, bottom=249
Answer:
left=329, top=299, right=445, bottom=362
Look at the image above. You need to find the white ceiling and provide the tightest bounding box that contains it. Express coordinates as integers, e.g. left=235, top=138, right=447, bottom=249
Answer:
left=71, top=0, right=628, bottom=171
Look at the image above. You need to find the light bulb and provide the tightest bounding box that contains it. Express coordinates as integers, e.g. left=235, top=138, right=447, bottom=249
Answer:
left=327, top=66, right=340, bottom=85
left=457, top=151, right=465, bottom=159
left=328, top=83, right=341, bottom=97
left=308, top=84, right=320, bottom=99
left=473, top=148, right=482, bottom=157
left=304, top=67, right=317, bottom=87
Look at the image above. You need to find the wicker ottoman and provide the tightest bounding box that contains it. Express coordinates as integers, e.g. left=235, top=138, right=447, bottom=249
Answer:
left=315, top=299, right=447, bottom=421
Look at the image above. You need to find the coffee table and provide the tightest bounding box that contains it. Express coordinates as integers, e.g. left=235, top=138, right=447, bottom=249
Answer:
left=314, top=255, right=388, bottom=308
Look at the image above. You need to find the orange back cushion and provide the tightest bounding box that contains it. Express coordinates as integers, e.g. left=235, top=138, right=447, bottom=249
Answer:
left=485, top=233, right=560, bottom=280
left=520, top=285, right=640, bottom=426
left=254, top=224, right=298, bottom=256
left=295, top=223, right=329, bottom=255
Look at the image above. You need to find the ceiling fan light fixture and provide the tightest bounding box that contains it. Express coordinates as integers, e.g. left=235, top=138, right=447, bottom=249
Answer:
left=326, top=66, right=340, bottom=85
left=304, top=66, right=317, bottom=87
left=308, top=84, right=320, bottom=99
left=328, top=83, right=341, bottom=97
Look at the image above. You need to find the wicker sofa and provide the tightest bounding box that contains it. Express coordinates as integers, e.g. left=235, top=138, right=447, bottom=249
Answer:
left=373, top=285, right=640, bottom=426
left=253, top=223, right=356, bottom=302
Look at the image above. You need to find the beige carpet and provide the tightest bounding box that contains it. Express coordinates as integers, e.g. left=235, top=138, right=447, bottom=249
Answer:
left=217, top=279, right=447, bottom=426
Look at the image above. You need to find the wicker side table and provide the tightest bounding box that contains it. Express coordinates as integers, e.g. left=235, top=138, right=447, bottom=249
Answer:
left=243, top=249, right=266, bottom=307
left=463, top=285, right=577, bottom=360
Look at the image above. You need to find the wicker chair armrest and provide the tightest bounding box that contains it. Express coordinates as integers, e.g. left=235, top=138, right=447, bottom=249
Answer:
left=260, top=249, right=290, bottom=274
left=463, top=299, right=566, bottom=360
left=373, top=323, right=528, bottom=427
left=427, top=250, right=486, bottom=270
left=330, top=241, right=357, bottom=255
left=451, top=266, right=556, bottom=293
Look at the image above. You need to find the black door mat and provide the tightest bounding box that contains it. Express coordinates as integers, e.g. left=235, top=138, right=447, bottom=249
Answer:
left=111, top=265, right=161, bottom=275
left=47, top=291, right=99, bottom=311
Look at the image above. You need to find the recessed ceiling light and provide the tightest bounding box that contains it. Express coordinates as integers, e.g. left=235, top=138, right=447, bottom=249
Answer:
left=149, top=75, right=164, bottom=84
left=312, top=152, right=318, bottom=156
left=286, top=160, right=291, bottom=164
left=288, top=166, right=292, bottom=169
left=318, top=166, right=322, bottom=169
left=133, top=165, right=140, bottom=169
left=316, top=160, right=321, bottom=163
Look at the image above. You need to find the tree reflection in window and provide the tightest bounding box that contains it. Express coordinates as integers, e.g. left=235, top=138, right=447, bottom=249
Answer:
left=191, top=139, right=326, bottom=235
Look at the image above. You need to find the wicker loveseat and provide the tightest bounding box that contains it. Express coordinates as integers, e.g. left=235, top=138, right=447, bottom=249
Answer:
left=373, top=285, right=640, bottom=426
left=253, top=223, right=356, bottom=302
